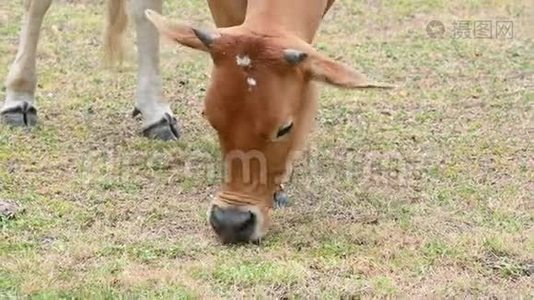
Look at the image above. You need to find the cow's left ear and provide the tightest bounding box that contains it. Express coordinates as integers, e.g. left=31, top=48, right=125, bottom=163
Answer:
left=284, top=49, right=394, bottom=89
left=145, top=10, right=219, bottom=52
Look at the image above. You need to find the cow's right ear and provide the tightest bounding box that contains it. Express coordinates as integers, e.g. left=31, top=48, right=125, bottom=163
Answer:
left=145, top=10, right=220, bottom=52
left=283, top=48, right=395, bottom=89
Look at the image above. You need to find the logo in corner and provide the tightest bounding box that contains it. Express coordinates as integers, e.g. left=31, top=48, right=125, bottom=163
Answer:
left=426, top=20, right=446, bottom=38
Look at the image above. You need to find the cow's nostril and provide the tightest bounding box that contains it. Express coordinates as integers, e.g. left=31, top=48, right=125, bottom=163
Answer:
left=209, top=205, right=256, bottom=243
left=238, top=211, right=255, bottom=232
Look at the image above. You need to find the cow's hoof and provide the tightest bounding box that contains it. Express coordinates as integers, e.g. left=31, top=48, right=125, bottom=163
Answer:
left=274, top=190, right=289, bottom=209
left=0, top=102, right=38, bottom=127
left=142, top=113, right=181, bottom=141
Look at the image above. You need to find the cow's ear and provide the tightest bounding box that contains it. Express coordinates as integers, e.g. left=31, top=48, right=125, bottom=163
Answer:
left=145, top=10, right=220, bottom=52
left=283, top=49, right=394, bottom=89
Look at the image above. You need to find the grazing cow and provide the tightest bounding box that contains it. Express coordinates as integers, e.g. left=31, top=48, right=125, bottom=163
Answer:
left=144, top=0, right=392, bottom=243
left=2, top=0, right=391, bottom=243
left=1, top=0, right=180, bottom=140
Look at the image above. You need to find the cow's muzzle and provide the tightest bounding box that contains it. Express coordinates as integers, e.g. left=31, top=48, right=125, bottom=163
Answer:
left=209, top=205, right=257, bottom=244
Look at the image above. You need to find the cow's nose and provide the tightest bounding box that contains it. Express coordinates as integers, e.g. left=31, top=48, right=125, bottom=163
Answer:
left=209, top=205, right=256, bottom=243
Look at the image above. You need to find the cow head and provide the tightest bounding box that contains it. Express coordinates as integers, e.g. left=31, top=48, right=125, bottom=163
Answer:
left=146, top=10, right=392, bottom=243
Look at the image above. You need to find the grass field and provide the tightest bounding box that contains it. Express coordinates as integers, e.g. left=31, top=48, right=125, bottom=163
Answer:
left=1, top=0, right=533, bottom=298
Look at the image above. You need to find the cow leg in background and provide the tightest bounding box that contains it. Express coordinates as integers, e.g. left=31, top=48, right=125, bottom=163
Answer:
left=274, top=184, right=290, bottom=208
left=131, top=0, right=180, bottom=141
left=1, top=0, right=53, bottom=127
left=207, top=0, right=247, bottom=27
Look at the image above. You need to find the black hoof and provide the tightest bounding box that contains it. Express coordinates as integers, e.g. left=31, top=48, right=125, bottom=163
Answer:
left=142, top=113, right=181, bottom=141
left=274, top=190, right=289, bottom=209
left=132, top=107, right=141, bottom=118
left=0, top=102, right=38, bottom=127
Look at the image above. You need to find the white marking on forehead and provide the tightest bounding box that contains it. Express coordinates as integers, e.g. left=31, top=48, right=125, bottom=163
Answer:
left=247, top=77, right=257, bottom=86
left=247, top=77, right=257, bottom=92
left=236, top=55, right=251, bottom=67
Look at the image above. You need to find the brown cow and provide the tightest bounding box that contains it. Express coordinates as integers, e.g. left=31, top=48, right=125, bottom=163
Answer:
left=145, top=0, right=392, bottom=243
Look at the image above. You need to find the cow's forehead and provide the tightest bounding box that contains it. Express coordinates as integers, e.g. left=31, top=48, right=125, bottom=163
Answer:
left=204, top=66, right=283, bottom=135
left=210, top=32, right=293, bottom=69
left=205, top=57, right=294, bottom=115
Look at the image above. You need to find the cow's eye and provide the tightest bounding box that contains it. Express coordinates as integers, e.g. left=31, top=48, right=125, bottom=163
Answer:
left=276, top=122, right=293, bottom=138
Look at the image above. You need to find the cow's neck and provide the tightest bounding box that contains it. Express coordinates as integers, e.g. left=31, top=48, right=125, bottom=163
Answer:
left=243, top=0, right=332, bottom=43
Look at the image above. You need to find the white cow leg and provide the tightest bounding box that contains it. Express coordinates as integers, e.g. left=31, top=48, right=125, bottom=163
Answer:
left=131, top=0, right=180, bottom=140
left=1, top=0, right=53, bottom=127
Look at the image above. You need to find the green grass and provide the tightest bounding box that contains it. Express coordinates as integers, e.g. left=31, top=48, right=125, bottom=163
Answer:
left=1, top=0, right=533, bottom=298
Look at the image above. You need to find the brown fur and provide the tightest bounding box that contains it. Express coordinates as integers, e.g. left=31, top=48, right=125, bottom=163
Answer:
left=146, top=0, right=392, bottom=239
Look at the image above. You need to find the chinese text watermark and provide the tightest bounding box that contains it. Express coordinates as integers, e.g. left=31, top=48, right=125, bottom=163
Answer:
left=426, top=20, right=513, bottom=39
